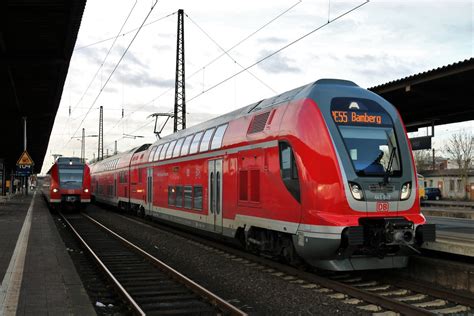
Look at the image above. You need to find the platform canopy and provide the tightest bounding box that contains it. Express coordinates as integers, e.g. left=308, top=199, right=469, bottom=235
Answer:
left=370, top=58, right=474, bottom=132
left=0, top=0, right=87, bottom=174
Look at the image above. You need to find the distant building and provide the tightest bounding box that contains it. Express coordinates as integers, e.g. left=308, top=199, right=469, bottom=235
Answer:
left=419, top=169, right=474, bottom=200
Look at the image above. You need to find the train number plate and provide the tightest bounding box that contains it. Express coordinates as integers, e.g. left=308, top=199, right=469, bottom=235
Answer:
left=376, top=201, right=389, bottom=212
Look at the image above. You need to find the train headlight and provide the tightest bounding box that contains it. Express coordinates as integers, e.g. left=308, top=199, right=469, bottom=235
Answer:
left=400, top=182, right=411, bottom=200
left=52, top=188, right=58, bottom=193
left=349, top=182, right=364, bottom=201
left=84, top=188, right=89, bottom=193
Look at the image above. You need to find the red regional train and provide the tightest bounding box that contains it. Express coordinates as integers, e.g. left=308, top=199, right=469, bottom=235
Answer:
left=90, top=79, right=435, bottom=271
left=43, top=157, right=91, bottom=210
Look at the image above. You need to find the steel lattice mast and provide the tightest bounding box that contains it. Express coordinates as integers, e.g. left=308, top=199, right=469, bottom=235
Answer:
left=174, top=9, right=185, bottom=132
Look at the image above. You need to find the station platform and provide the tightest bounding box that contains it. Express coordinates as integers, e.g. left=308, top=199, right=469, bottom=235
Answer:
left=0, top=192, right=95, bottom=315
left=422, top=215, right=474, bottom=257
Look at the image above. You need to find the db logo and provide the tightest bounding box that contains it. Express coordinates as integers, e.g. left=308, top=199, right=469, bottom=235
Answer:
left=376, top=201, right=389, bottom=212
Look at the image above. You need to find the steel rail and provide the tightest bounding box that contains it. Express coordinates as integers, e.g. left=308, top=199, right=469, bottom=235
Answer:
left=386, top=278, right=474, bottom=308
left=81, top=213, right=246, bottom=316
left=58, top=212, right=145, bottom=316
left=111, top=211, right=440, bottom=316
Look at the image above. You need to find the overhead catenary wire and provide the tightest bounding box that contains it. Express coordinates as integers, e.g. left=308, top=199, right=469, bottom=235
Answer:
left=102, top=1, right=302, bottom=138
left=83, top=1, right=369, bottom=155
left=187, top=0, right=370, bottom=103
left=65, top=0, right=160, bottom=149
left=184, top=13, right=277, bottom=94
left=69, top=0, right=138, bottom=117
left=74, top=11, right=178, bottom=51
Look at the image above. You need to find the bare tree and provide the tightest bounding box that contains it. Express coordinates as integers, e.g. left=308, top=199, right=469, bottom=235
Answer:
left=445, top=132, right=473, bottom=199
left=413, top=149, right=432, bottom=172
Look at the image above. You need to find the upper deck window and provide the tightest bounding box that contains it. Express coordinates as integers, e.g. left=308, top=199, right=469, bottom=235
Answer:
left=210, top=124, right=228, bottom=150
left=166, top=140, right=177, bottom=159
left=148, top=146, right=157, bottom=162
left=173, top=138, right=185, bottom=158
left=181, top=135, right=194, bottom=156
left=199, top=128, right=215, bottom=152
left=159, top=143, right=169, bottom=160
left=189, top=131, right=204, bottom=154
left=153, top=144, right=163, bottom=161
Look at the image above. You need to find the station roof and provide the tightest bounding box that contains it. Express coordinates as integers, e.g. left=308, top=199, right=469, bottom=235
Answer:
left=0, top=0, right=86, bottom=174
left=370, top=58, right=474, bottom=132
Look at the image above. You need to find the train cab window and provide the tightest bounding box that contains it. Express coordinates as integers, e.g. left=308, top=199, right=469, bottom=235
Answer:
left=173, top=138, right=185, bottom=158
left=199, top=128, right=215, bottom=152
left=189, top=132, right=204, bottom=154
left=193, top=186, right=203, bottom=210
left=154, top=144, right=163, bottom=161
left=175, top=186, right=183, bottom=207
left=279, top=142, right=300, bottom=202
left=184, top=186, right=192, bottom=208
left=181, top=135, right=194, bottom=156
left=148, top=146, right=157, bottom=162
left=168, top=186, right=176, bottom=206
left=166, top=140, right=177, bottom=159
left=159, top=143, right=169, bottom=160
left=211, top=124, right=228, bottom=150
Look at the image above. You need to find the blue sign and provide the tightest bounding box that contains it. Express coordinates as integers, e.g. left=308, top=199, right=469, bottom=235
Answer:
left=16, top=165, right=31, bottom=176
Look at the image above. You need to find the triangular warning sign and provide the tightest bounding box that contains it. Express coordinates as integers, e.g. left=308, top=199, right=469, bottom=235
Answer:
left=17, top=151, right=34, bottom=166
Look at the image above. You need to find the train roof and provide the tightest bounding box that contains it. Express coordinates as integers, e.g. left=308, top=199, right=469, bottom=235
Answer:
left=90, top=78, right=362, bottom=173
left=149, top=79, right=359, bottom=146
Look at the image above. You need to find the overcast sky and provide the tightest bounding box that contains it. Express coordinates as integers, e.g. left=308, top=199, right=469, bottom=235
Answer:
left=41, top=0, right=473, bottom=174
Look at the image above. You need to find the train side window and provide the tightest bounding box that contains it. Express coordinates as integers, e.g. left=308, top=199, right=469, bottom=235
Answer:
left=166, top=140, right=177, bottom=159
left=175, top=186, right=183, bottom=207
left=173, top=138, right=185, bottom=158
left=159, top=143, right=169, bottom=160
left=193, top=186, right=203, bottom=210
left=154, top=144, right=163, bottom=161
left=279, top=142, right=300, bottom=202
left=184, top=186, right=192, bottom=208
left=181, top=135, right=194, bottom=156
left=189, top=132, right=204, bottom=154
left=168, top=186, right=176, bottom=206
left=199, top=128, right=215, bottom=152
left=211, top=124, right=228, bottom=150
left=148, top=146, right=157, bottom=162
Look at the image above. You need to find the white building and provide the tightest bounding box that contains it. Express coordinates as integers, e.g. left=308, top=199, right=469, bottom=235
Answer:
left=420, top=169, right=474, bottom=201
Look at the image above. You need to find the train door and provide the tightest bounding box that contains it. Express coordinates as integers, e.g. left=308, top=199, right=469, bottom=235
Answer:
left=208, top=159, right=223, bottom=233
left=146, top=168, right=153, bottom=213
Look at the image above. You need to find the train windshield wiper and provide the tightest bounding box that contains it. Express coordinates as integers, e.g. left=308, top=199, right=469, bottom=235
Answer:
left=383, top=147, right=396, bottom=184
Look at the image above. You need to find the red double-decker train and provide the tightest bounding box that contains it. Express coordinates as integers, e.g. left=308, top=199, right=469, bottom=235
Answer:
left=90, top=79, right=435, bottom=271
left=43, top=157, right=91, bottom=210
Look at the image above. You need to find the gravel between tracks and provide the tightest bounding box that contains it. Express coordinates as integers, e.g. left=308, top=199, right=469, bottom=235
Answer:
left=87, top=206, right=368, bottom=315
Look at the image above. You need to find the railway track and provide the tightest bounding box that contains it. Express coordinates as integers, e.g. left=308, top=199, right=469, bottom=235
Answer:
left=59, top=212, right=245, bottom=315
left=96, top=210, right=474, bottom=316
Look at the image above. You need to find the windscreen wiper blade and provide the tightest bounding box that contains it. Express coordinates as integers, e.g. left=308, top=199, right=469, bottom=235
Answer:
left=383, top=147, right=396, bottom=184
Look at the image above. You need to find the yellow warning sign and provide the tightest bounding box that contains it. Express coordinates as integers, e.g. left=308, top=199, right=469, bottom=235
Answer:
left=16, top=151, right=34, bottom=166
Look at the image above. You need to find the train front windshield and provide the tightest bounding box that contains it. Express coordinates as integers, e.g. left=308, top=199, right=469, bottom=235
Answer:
left=339, top=126, right=400, bottom=177
left=331, top=97, right=401, bottom=178
left=58, top=167, right=84, bottom=189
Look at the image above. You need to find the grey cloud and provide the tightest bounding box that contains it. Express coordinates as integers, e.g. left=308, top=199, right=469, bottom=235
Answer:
left=115, top=65, right=175, bottom=88
left=256, top=50, right=301, bottom=74
left=259, top=36, right=287, bottom=44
